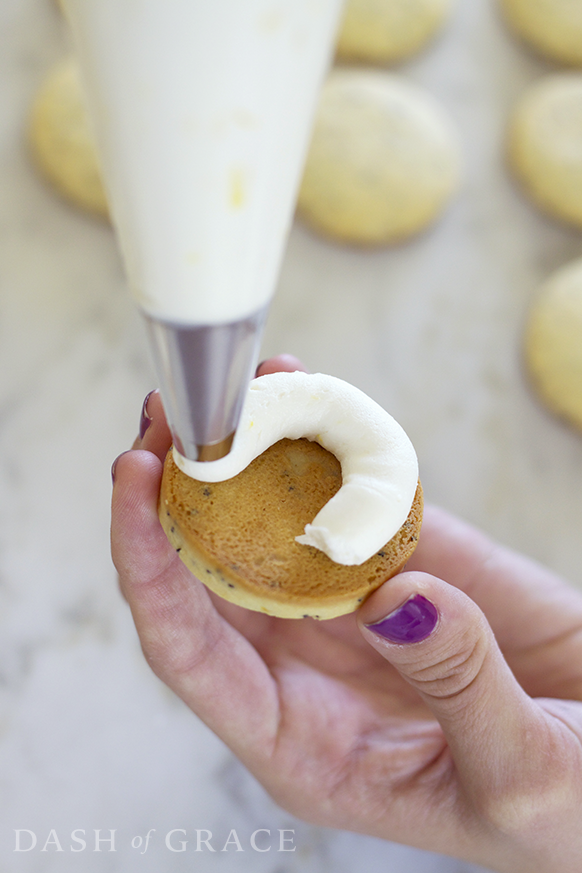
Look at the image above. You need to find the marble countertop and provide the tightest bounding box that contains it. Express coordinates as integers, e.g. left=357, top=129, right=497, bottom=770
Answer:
left=1, top=1, right=581, bottom=871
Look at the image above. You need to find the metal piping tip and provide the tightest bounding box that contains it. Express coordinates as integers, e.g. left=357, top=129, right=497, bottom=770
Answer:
left=145, top=307, right=267, bottom=462
left=196, top=433, right=235, bottom=462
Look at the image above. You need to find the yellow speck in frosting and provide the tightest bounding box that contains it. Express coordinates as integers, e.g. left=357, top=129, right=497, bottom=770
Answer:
left=230, top=168, right=246, bottom=209
left=258, top=9, right=283, bottom=34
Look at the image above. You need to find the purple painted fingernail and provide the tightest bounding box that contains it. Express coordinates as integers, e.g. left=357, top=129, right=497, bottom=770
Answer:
left=111, top=450, right=131, bottom=484
left=366, top=595, right=438, bottom=643
left=139, top=390, right=156, bottom=439
left=255, top=360, right=267, bottom=377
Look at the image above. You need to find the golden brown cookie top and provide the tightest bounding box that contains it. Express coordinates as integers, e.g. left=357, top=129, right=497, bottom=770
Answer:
left=160, top=438, right=423, bottom=619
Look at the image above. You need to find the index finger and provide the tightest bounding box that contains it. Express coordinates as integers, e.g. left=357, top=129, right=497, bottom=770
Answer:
left=111, top=446, right=280, bottom=765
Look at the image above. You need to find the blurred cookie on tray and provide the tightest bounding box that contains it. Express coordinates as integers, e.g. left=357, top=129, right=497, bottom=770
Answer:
left=28, top=56, right=109, bottom=218
left=525, top=257, right=582, bottom=432
left=498, top=0, right=582, bottom=67
left=508, top=74, right=582, bottom=229
left=297, top=69, right=461, bottom=246
left=336, top=0, right=454, bottom=65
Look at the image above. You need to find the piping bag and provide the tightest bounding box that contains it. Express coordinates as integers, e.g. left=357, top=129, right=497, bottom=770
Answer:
left=62, top=0, right=344, bottom=462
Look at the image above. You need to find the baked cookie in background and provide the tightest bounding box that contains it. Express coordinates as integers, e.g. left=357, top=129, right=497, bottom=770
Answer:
left=336, top=0, right=454, bottom=65
left=508, top=75, right=582, bottom=229
left=525, top=257, right=582, bottom=432
left=29, top=56, right=108, bottom=218
left=297, top=69, right=461, bottom=246
left=498, top=0, right=582, bottom=67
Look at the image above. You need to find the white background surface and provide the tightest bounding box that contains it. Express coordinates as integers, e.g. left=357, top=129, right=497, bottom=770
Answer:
left=1, top=0, right=581, bottom=870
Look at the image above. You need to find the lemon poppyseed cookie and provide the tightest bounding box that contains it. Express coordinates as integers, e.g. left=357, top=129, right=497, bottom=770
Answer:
left=297, top=69, right=461, bottom=246
left=508, top=75, right=582, bottom=228
left=29, top=56, right=108, bottom=217
left=336, top=0, right=454, bottom=65
left=498, top=0, right=582, bottom=67
left=525, top=257, right=582, bottom=431
left=159, top=438, right=423, bottom=620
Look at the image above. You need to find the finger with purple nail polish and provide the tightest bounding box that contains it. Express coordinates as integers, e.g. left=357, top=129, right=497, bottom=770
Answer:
left=139, top=390, right=157, bottom=439
left=365, top=594, right=438, bottom=643
left=111, top=450, right=131, bottom=485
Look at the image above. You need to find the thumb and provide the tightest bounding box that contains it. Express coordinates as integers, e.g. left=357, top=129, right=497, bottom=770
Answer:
left=358, top=571, right=548, bottom=804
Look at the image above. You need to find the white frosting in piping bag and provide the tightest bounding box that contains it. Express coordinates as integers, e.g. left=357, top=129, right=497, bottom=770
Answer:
left=173, top=372, right=419, bottom=566
left=63, top=0, right=343, bottom=325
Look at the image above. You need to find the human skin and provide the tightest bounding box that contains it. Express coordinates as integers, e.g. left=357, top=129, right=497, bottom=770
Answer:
left=111, top=355, right=582, bottom=873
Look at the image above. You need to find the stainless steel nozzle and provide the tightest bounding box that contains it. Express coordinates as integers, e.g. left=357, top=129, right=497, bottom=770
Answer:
left=145, top=307, right=268, bottom=462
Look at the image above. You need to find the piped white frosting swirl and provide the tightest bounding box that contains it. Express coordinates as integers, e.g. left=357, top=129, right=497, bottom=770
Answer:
left=173, top=371, right=418, bottom=566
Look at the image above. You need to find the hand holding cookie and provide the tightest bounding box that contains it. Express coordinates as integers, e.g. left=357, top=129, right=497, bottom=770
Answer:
left=111, top=357, right=582, bottom=873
